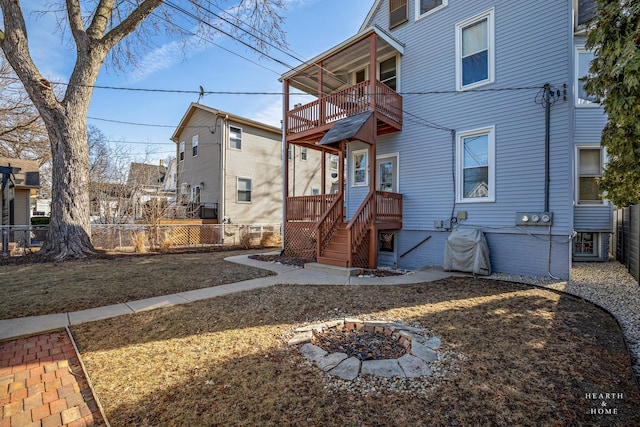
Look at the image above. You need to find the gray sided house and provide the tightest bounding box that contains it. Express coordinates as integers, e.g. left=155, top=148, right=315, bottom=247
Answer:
left=0, top=157, right=40, bottom=227
left=281, top=0, right=609, bottom=279
left=171, top=103, right=330, bottom=225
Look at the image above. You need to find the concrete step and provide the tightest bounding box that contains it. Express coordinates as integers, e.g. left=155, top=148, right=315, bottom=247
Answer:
left=305, top=261, right=359, bottom=276
left=316, top=256, right=350, bottom=268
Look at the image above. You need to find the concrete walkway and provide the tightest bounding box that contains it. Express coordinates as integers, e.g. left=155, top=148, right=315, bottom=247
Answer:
left=0, top=255, right=459, bottom=341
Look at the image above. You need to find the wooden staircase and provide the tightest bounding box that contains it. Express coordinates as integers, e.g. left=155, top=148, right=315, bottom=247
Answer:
left=317, top=223, right=350, bottom=267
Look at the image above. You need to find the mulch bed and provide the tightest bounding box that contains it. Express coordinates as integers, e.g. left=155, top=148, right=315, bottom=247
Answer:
left=248, top=254, right=405, bottom=277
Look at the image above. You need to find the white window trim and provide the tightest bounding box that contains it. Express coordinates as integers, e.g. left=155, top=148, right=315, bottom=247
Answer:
left=190, top=185, right=201, bottom=203
left=574, top=232, right=601, bottom=259
left=330, top=154, right=339, bottom=171
left=415, top=0, right=448, bottom=21
left=236, top=177, right=252, bottom=203
left=455, top=8, right=495, bottom=91
left=456, top=126, right=496, bottom=203
left=575, top=46, right=599, bottom=108
left=192, top=135, right=199, bottom=157
left=575, top=144, right=606, bottom=205
left=352, top=149, right=369, bottom=187
left=378, top=54, right=400, bottom=91
left=179, top=141, right=185, bottom=161
left=229, top=125, right=242, bottom=150
left=301, top=147, right=308, bottom=161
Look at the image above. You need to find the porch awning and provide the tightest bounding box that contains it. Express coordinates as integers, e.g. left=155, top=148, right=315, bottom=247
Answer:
left=318, top=112, right=375, bottom=147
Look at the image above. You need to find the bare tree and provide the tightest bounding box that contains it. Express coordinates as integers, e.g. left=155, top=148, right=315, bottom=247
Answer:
left=0, top=1, right=286, bottom=260
left=0, top=56, right=51, bottom=195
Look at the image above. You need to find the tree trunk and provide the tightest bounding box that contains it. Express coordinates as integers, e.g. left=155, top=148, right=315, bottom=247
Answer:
left=39, top=112, right=94, bottom=260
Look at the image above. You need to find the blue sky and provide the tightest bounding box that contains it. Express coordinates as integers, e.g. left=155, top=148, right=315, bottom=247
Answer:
left=18, top=0, right=373, bottom=162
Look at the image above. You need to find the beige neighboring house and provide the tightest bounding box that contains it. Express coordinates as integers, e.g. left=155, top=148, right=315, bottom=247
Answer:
left=0, top=157, right=40, bottom=227
left=171, top=103, right=334, bottom=224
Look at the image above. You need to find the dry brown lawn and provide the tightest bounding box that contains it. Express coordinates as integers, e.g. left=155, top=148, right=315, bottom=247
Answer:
left=0, top=248, right=274, bottom=319
left=70, top=276, right=640, bottom=426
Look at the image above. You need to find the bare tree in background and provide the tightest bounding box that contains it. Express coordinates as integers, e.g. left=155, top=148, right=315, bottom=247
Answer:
left=0, top=56, right=51, bottom=195
left=0, top=1, right=286, bottom=260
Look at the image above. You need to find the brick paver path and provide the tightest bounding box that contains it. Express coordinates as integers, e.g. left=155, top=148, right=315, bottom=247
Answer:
left=0, top=330, right=105, bottom=427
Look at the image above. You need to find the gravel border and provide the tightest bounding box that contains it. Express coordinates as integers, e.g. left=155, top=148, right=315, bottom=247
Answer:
left=486, top=260, right=640, bottom=383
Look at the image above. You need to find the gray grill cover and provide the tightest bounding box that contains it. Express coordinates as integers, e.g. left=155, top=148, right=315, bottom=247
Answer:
left=443, top=228, right=491, bottom=275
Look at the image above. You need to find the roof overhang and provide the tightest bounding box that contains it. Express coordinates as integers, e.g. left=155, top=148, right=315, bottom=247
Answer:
left=280, top=26, right=404, bottom=96
left=171, top=103, right=282, bottom=142
left=318, top=112, right=376, bottom=147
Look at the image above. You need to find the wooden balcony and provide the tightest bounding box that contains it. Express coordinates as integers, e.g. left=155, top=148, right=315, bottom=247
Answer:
left=286, top=80, right=402, bottom=143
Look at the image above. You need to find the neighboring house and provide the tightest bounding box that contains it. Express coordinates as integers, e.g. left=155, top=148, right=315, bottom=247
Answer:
left=280, top=0, right=609, bottom=279
left=170, top=103, right=331, bottom=224
left=126, top=161, right=171, bottom=221
left=0, top=157, right=40, bottom=228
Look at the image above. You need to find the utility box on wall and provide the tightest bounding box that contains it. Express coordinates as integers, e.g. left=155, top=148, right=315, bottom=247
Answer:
left=515, top=212, right=553, bottom=226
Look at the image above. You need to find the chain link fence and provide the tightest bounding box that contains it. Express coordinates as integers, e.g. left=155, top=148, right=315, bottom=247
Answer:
left=1, top=223, right=282, bottom=256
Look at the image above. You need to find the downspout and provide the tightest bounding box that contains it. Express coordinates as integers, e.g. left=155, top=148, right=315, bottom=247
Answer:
left=544, top=83, right=551, bottom=212
left=282, top=79, right=289, bottom=253
left=544, top=83, right=559, bottom=280
left=221, top=114, right=228, bottom=224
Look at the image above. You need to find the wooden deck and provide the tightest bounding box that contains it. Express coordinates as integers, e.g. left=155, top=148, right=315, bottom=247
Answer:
left=285, top=80, right=402, bottom=143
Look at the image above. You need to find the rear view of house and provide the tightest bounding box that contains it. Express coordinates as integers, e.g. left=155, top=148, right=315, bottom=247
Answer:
left=281, top=0, right=610, bottom=279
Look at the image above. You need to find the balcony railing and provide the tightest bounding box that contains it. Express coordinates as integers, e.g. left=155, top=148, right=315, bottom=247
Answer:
left=286, top=194, right=340, bottom=222
left=286, top=80, right=402, bottom=136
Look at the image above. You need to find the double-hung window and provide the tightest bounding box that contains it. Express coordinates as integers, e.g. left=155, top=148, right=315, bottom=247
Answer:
left=191, top=185, right=201, bottom=203
left=576, top=47, right=598, bottom=106
left=456, top=126, right=495, bottom=202
left=229, top=126, right=242, bottom=150
left=179, top=142, right=185, bottom=161
left=237, top=177, right=252, bottom=202
left=416, top=0, right=447, bottom=20
left=301, top=147, right=308, bottom=161
left=192, top=135, right=199, bottom=157
left=379, top=57, right=397, bottom=91
left=330, top=154, right=339, bottom=170
left=456, top=9, right=495, bottom=90
left=389, top=0, right=408, bottom=29
left=576, top=146, right=604, bottom=204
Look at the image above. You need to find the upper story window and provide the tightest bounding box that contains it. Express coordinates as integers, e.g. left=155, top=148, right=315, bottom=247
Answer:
left=352, top=149, right=368, bottom=187
left=389, top=0, right=408, bottom=29
left=192, top=135, right=199, bottom=157
left=288, top=145, right=292, bottom=160
left=229, top=126, right=242, bottom=150
left=456, top=9, right=495, bottom=91
left=237, top=177, right=252, bottom=203
left=379, top=57, right=397, bottom=91
left=576, top=146, right=604, bottom=204
left=179, top=141, right=185, bottom=161
left=576, top=47, right=598, bottom=107
left=301, top=147, right=308, bottom=161
left=416, top=0, right=447, bottom=20
left=456, top=126, right=495, bottom=203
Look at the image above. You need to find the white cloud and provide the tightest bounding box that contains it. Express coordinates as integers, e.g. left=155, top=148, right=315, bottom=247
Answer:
left=126, top=36, right=205, bottom=83
left=250, top=100, right=283, bottom=128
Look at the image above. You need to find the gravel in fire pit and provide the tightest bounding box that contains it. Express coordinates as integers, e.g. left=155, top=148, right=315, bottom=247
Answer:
left=312, top=328, right=407, bottom=360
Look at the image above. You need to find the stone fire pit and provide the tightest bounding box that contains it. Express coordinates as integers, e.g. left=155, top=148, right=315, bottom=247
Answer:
left=288, top=319, right=443, bottom=380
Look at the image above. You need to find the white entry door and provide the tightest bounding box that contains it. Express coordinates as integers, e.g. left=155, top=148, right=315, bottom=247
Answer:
left=376, top=155, right=398, bottom=193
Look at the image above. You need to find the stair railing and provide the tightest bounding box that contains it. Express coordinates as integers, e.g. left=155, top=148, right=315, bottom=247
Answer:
left=346, top=190, right=375, bottom=267
left=315, top=193, right=344, bottom=260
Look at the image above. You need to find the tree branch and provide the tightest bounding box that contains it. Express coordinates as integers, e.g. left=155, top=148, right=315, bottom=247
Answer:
left=65, top=0, right=88, bottom=48
left=87, top=0, right=114, bottom=40
left=0, top=0, right=60, bottom=114
left=100, top=0, right=164, bottom=50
